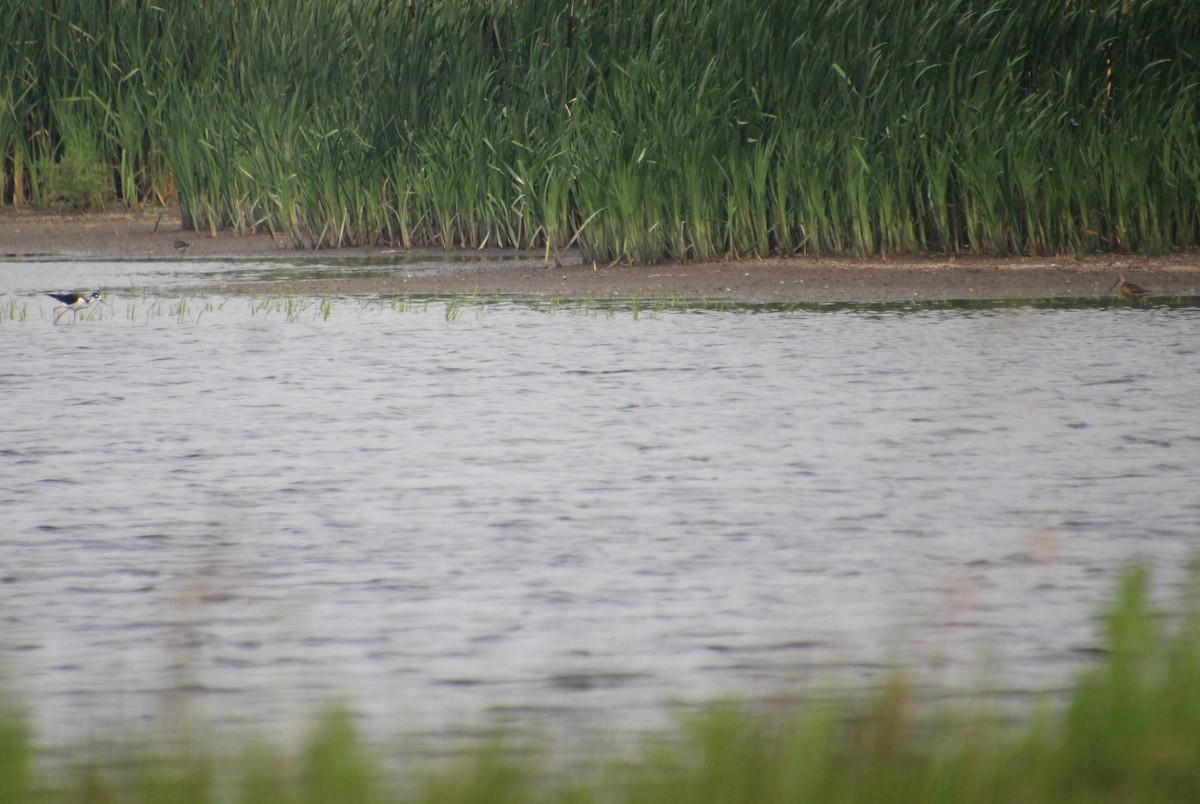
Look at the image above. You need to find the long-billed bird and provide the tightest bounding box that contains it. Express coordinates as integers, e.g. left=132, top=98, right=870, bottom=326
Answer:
left=1107, top=275, right=1150, bottom=300
left=48, top=291, right=102, bottom=322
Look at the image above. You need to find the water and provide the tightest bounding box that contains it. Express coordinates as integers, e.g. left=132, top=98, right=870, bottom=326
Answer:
left=2, top=260, right=1199, bottom=751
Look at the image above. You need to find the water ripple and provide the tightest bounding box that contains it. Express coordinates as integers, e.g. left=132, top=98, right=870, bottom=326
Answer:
left=0, top=302, right=1198, bottom=747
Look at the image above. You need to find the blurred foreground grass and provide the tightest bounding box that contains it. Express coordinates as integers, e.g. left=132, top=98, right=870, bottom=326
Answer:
left=2, top=566, right=1197, bottom=802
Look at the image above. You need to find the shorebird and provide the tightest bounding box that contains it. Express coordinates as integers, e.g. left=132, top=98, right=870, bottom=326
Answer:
left=173, top=239, right=190, bottom=255
left=1107, top=274, right=1150, bottom=300
left=48, top=291, right=103, bottom=322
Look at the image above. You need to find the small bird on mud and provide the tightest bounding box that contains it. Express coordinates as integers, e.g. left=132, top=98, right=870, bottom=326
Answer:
left=48, top=291, right=103, bottom=322
left=173, top=239, right=190, bottom=255
left=1107, top=274, right=1150, bottom=300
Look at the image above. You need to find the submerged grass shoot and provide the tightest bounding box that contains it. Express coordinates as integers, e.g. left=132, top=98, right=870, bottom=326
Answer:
left=0, top=296, right=28, bottom=323
left=23, top=290, right=1200, bottom=328
left=2, top=2, right=1198, bottom=262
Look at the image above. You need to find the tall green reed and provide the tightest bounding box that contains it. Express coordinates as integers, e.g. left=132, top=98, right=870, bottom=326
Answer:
left=2, top=1, right=1198, bottom=261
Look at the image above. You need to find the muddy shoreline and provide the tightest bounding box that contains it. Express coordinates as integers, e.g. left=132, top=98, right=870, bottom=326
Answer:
left=4, top=208, right=1200, bottom=302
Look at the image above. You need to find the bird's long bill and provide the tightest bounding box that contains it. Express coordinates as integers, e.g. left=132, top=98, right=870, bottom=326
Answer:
left=1106, top=279, right=1120, bottom=294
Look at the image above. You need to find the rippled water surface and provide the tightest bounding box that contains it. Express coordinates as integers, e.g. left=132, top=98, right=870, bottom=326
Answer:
left=2, top=260, right=1199, bottom=749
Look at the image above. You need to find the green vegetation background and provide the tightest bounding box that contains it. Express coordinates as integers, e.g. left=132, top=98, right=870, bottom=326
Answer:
left=1, top=1, right=1198, bottom=261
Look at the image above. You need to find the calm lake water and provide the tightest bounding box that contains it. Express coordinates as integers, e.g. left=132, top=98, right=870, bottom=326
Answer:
left=1, top=259, right=1199, bottom=751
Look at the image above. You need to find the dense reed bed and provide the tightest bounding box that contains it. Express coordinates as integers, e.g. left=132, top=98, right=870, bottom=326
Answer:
left=2, top=1, right=1198, bottom=261
left=2, top=566, right=1198, bottom=802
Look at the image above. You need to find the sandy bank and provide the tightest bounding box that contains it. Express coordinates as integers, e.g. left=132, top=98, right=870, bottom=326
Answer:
left=4, top=208, right=1199, bottom=303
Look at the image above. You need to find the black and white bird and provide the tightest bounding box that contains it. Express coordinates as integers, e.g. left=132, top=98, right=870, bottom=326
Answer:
left=48, top=291, right=103, bottom=322
left=173, top=239, right=190, bottom=255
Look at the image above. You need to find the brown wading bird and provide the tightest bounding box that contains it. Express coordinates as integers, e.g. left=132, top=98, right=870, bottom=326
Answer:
left=1107, top=274, right=1150, bottom=300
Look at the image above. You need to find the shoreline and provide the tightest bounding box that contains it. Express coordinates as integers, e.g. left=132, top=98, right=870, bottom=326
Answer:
left=4, top=208, right=1200, bottom=302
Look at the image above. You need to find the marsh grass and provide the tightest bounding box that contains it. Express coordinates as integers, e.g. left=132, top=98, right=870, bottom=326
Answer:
left=2, top=566, right=1198, bottom=802
left=23, top=291, right=1200, bottom=327
left=0, top=296, right=28, bottom=322
left=2, top=2, right=1198, bottom=261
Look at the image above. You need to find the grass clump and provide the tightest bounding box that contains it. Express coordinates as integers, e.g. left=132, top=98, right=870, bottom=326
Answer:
left=33, top=143, right=113, bottom=211
left=1047, top=568, right=1200, bottom=800
left=4, top=566, right=1199, bottom=802
left=0, top=695, right=30, bottom=803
